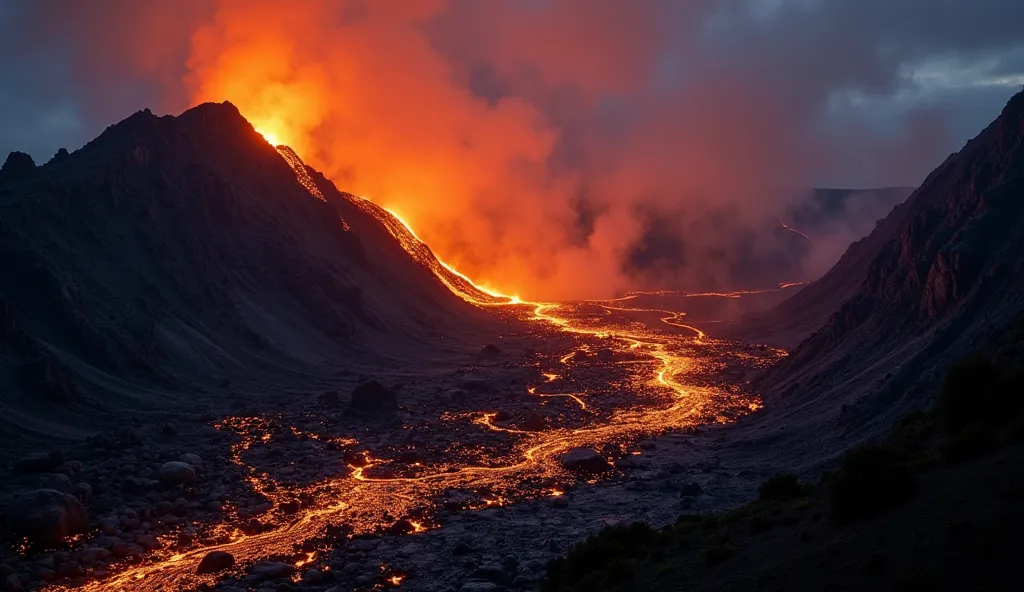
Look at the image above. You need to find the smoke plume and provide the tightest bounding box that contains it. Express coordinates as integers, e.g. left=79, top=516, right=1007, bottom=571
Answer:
left=5, top=0, right=1024, bottom=299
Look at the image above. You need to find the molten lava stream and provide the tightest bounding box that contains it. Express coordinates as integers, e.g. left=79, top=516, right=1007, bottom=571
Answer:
left=51, top=160, right=782, bottom=592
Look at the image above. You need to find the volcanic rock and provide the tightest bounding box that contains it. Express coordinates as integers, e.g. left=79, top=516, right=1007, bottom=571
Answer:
left=481, top=343, right=502, bottom=356
left=679, top=482, right=704, bottom=497
left=196, top=551, right=235, bottom=575
left=559, top=447, right=612, bottom=472
left=156, top=461, right=196, bottom=486
left=179, top=453, right=203, bottom=470
left=35, top=474, right=71, bottom=492
left=458, top=378, right=494, bottom=393
left=520, top=413, right=547, bottom=431
left=346, top=380, right=398, bottom=415
left=13, top=450, right=65, bottom=474
left=318, top=390, right=341, bottom=407
left=4, top=489, right=89, bottom=546
left=473, top=564, right=512, bottom=584
left=4, top=574, right=23, bottom=592
left=397, top=450, right=423, bottom=464
left=249, top=560, right=296, bottom=579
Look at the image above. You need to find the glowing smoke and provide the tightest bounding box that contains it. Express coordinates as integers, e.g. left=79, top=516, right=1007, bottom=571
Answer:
left=8, top=0, right=1022, bottom=299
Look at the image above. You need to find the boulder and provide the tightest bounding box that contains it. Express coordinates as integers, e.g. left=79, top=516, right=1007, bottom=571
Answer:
left=196, top=550, right=234, bottom=575
left=4, top=489, right=89, bottom=546
left=520, top=413, right=547, bottom=431
left=157, top=461, right=196, bottom=486
left=481, top=344, right=502, bottom=356
left=397, top=450, right=423, bottom=465
left=347, top=380, right=398, bottom=415
left=250, top=561, right=295, bottom=579
left=36, top=474, right=71, bottom=492
left=679, top=482, right=704, bottom=497
left=179, top=453, right=203, bottom=470
left=559, top=448, right=611, bottom=473
left=13, top=450, right=64, bottom=474
left=318, top=390, right=340, bottom=407
left=458, top=379, right=494, bottom=393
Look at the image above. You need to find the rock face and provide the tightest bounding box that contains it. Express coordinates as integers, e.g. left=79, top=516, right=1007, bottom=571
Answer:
left=0, top=151, right=36, bottom=183
left=4, top=489, right=89, bottom=546
left=750, top=88, right=1024, bottom=465
left=157, top=461, right=196, bottom=486
left=559, top=448, right=611, bottom=472
left=347, top=380, right=398, bottom=415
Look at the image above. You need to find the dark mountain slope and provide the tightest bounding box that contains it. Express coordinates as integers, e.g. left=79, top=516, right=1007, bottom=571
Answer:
left=736, top=87, right=1024, bottom=467
left=0, top=101, right=494, bottom=450
left=729, top=198, right=914, bottom=348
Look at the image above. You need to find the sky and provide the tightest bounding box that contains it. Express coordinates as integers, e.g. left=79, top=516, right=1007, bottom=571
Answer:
left=1, top=0, right=1022, bottom=299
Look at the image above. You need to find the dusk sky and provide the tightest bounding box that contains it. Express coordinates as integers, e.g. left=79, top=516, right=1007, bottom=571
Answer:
left=2, top=0, right=1022, bottom=298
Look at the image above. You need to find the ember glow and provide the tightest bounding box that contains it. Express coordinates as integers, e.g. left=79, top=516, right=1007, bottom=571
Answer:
left=47, top=151, right=786, bottom=591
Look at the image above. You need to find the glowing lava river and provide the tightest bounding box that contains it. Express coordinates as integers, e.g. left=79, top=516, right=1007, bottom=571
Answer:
left=41, top=149, right=787, bottom=591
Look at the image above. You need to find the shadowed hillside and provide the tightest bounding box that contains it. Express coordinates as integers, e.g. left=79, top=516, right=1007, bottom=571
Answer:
left=0, top=101, right=496, bottom=453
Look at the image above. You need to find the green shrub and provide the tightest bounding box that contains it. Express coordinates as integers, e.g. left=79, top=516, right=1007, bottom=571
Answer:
left=703, top=543, right=736, bottom=566
left=758, top=473, right=806, bottom=501
left=941, top=423, right=995, bottom=463
left=829, top=444, right=915, bottom=523
left=940, top=357, right=997, bottom=433
left=939, top=357, right=1024, bottom=435
left=543, top=522, right=656, bottom=591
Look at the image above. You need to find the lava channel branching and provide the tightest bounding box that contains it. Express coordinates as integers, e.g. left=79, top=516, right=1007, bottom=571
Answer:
left=44, top=146, right=786, bottom=591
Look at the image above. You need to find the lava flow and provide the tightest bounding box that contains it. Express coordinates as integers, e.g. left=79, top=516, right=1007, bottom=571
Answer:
left=48, top=147, right=785, bottom=591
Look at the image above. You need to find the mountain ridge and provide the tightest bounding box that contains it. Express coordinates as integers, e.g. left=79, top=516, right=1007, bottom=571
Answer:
left=0, top=101, right=497, bottom=450
left=735, top=86, right=1024, bottom=467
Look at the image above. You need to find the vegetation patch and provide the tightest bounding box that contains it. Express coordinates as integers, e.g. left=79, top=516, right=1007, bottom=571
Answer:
left=758, top=472, right=809, bottom=501
left=828, top=444, right=915, bottom=523
left=542, top=522, right=669, bottom=592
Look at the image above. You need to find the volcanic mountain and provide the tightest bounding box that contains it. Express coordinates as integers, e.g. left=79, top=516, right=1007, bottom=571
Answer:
left=0, top=101, right=498, bottom=453
left=737, top=87, right=1024, bottom=467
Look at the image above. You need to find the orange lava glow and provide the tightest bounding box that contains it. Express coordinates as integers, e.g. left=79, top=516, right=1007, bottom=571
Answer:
left=254, top=127, right=279, bottom=147
left=44, top=144, right=786, bottom=592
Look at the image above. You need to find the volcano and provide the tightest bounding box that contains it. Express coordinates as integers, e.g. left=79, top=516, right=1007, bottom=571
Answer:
left=0, top=101, right=507, bottom=450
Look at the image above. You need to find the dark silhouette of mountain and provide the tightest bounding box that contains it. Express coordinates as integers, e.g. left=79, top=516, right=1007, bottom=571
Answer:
left=741, top=87, right=1024, bottom=465
left=0, top=102, right=492, bottom=451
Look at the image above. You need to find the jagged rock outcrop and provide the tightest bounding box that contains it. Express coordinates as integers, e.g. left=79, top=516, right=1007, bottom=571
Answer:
left=746, top=88, right=1024, bottom=464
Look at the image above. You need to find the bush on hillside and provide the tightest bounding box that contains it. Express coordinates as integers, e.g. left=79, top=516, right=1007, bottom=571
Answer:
left=543, top=522, right=668, bottom=591
left=758, top=473, right=808, bottom=501
left=940, top=357, right=1024, bottom=434
left=939, top=357, right=997, bottom=433
left=829, top=444, right=915, bottom=523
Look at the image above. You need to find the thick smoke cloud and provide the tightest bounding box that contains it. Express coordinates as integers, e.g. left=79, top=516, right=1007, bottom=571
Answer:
left=1, top=0, right=1022, bottom=299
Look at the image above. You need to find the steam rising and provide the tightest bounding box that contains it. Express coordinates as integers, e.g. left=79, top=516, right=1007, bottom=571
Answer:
left=8, top=0, right=1024, bottom=299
